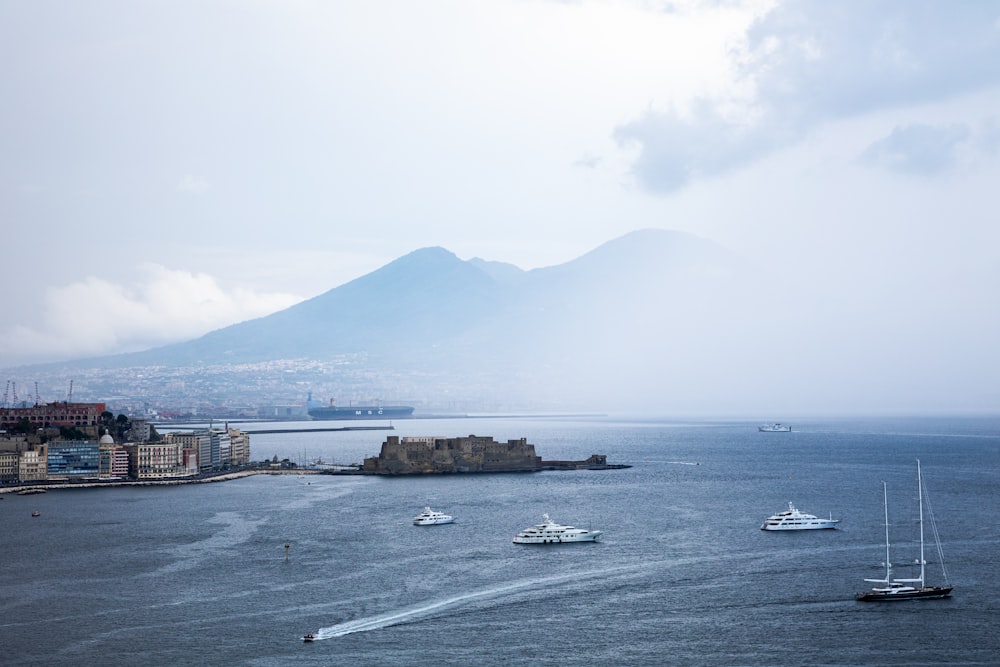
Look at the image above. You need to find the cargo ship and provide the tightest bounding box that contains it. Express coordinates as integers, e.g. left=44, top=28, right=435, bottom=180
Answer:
left=308, top=399, right=415, bottom=421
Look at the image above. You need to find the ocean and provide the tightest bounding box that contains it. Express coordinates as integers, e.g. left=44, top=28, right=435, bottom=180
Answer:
left=2, top=416, right=998, bottom=666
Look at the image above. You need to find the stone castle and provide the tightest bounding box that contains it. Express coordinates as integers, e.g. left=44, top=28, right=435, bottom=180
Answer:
left=362, top=434, right=621, bottom=475
left=363, top=435, right=540, bottom=474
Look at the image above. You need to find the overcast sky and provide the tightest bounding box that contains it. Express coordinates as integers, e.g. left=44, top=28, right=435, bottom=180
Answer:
left=2, top=1, right=999, bottom=413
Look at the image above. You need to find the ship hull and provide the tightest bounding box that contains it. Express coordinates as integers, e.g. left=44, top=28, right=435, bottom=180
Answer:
left=855, top=586, right=953, bottom=601
left=308, top=406, right=414, bottom=420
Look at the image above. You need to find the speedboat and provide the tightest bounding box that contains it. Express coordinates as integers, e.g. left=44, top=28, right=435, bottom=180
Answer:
left=303, top=633, right=317, bottom=642
left=513, top=514, right=602, bottom=544
left=413, top=507, right=455, bottom=525
left=761, top=502, right=839, bottom=530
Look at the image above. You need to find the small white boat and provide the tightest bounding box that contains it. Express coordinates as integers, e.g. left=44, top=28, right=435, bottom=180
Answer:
left=513, top=514, right=602, bottom=544
left=759, top=423, right=791, bottom=432
left=413, top=507, right=455, bottom=525
left=761, top=502, right=839, bottom=530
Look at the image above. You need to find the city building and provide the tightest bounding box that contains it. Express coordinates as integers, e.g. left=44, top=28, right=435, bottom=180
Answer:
left=227, top=426, right=250, bottom=466
left=99, top=435, right=130, bottom=479
left=0, top=450, right=18, bottom=484
left=47, top=440, right=101, bottom=479
left=0, top=401, right=106, bottom=433
left=18, top=445, right=48, bottom=482
left=164, top=427, right=250, bottom=471
left=124, top=442, right=188, bottom=479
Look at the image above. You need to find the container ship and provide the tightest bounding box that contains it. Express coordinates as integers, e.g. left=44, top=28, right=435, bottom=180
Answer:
left=307, top=399, right=415, bottom=420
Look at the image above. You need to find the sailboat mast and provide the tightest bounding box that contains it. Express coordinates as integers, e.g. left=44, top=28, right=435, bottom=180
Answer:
left=881, top=480, right=891, bottom=582
left=917, top=459, right=926, bottom=587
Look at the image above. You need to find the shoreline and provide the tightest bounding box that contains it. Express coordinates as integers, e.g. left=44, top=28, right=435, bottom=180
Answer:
left=0, top=468, right=324, bottom=494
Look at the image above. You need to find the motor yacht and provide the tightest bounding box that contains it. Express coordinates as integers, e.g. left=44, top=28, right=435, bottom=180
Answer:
left=761, top=502, right=839, bottom=530
left=413, top=507, right=455, bottom=525
left=513, top=514, right=602, bottom=544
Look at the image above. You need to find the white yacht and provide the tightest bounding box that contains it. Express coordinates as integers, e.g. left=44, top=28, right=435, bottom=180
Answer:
left=413, top=507, right=455, bottom=525
left=761, top=502, right=840, bottom=530
left=513, top=514, right=602, bottom=544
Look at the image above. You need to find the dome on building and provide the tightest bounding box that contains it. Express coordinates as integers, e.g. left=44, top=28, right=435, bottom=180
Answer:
left=99, top=433, right=115, bottom=445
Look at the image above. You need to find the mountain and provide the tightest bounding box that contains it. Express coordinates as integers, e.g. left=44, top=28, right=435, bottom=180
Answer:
left=16, top=229, right=765, bottom=413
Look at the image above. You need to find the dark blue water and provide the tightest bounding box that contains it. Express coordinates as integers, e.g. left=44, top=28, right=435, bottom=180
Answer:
left=3, top=416, right=998, bottom=666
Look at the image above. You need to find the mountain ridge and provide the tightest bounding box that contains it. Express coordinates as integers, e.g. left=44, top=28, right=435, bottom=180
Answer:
left=5, top=228, right=763, bottom=412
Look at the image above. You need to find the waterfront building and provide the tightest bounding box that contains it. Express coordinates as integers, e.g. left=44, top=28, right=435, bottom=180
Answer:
left=164, top=427, right=250, bottom=471
left=18, top=445, right=48, bottom=482
left=125, top=442, right=189, bottom=479
left=47, top=440, right=100, bottom=479
left=182, top=448, right=199, bottom=475
left=227, top=427, right=250, bottom=466
left=0, top=450, right=17, bottom=484
left=165, top=431, right=214, bottom=472
left=99, top=435, right=130, bottom=479
left=216, top=430, right=231, bottom=468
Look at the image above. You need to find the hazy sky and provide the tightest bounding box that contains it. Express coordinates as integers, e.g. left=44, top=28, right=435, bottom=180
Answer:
left=2, top=1, right=999, bottom=412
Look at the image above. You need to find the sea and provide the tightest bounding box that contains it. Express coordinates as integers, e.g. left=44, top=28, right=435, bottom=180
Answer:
left=2, top=415, right=999, bottom=666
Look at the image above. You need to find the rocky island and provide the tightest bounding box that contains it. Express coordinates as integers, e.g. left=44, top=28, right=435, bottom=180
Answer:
left=361, top=434, right=629, bottom=475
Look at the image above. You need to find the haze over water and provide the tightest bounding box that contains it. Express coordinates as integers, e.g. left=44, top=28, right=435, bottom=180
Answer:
left=3, top=415, right=998, bottom=666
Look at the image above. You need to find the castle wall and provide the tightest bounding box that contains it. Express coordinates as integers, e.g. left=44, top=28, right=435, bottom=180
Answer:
left=363, top=435, right=541, bottom=474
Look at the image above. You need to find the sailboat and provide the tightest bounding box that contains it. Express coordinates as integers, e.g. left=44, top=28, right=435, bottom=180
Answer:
left=855, top=460, right=952, bottom=601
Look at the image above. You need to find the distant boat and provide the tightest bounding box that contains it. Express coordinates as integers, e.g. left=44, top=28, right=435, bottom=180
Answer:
left=855, top=460, right=952, bottom=601
left=31, top=511, right=40, bottom=517
left=761, top=502, right=839, bottom=530
left=308, top=399, right=414, bottom=420
left=758, top=423, right=791, bottom=432
left=303, top=633, right=317, bottom=642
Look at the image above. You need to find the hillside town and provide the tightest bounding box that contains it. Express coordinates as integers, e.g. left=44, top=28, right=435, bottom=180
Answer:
left=0, top=400, right=251, bottom=487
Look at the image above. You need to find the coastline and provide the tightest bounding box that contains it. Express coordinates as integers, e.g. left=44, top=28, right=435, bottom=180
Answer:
left=0, top=468, right=323, bottom=494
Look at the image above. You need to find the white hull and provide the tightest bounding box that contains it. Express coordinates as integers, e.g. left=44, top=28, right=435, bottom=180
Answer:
left=762, top=521, right=839, bottom=531
left=413, top=507, right=454, bottom=525
left=513, top=533, right=601, bottom=544
left=414, top=517, right=454, bottom=525
left=759, top=423, right=791, bottom=432
left=761, top=502, right=839, bottom=530
left=513, top=514, right=602, bottom=544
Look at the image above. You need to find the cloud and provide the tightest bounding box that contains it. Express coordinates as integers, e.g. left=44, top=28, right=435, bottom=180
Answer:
left=0, top=265, right=302, bottom=367
left=860, top=123, right=970, bottom=174
left=616, top=1, right=1000, bottom=192
left=176, top=174, right=210, bottom=193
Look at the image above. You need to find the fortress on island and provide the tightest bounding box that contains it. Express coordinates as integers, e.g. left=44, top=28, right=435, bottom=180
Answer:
left=361, top=434, right=627, bottom=475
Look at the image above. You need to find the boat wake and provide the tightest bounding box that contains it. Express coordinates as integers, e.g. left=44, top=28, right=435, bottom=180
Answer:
left=309, top=566, right=629, bottom=640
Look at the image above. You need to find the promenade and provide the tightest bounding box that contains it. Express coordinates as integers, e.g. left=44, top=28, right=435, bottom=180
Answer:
left=0, top=468, right=322, bottom=494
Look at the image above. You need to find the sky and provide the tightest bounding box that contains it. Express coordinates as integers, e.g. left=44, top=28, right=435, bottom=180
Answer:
left=2, top=0, right=999, bottom=413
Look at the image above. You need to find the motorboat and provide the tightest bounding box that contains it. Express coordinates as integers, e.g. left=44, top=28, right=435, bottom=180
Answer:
left=413, top=507, right=455, bottom=526
left=303, top=633, right=317, bottom=642
left=31, top=511, right=41, bottom=517
left=513, top=514, right=602, bottom=544
left=759, top=423, right=792, bottom=432
left=761, top=502, right=839, bottom=530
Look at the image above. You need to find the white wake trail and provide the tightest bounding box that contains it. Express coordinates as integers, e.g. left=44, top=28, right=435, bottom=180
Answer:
left=311, top=565, right=631, bottom=639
